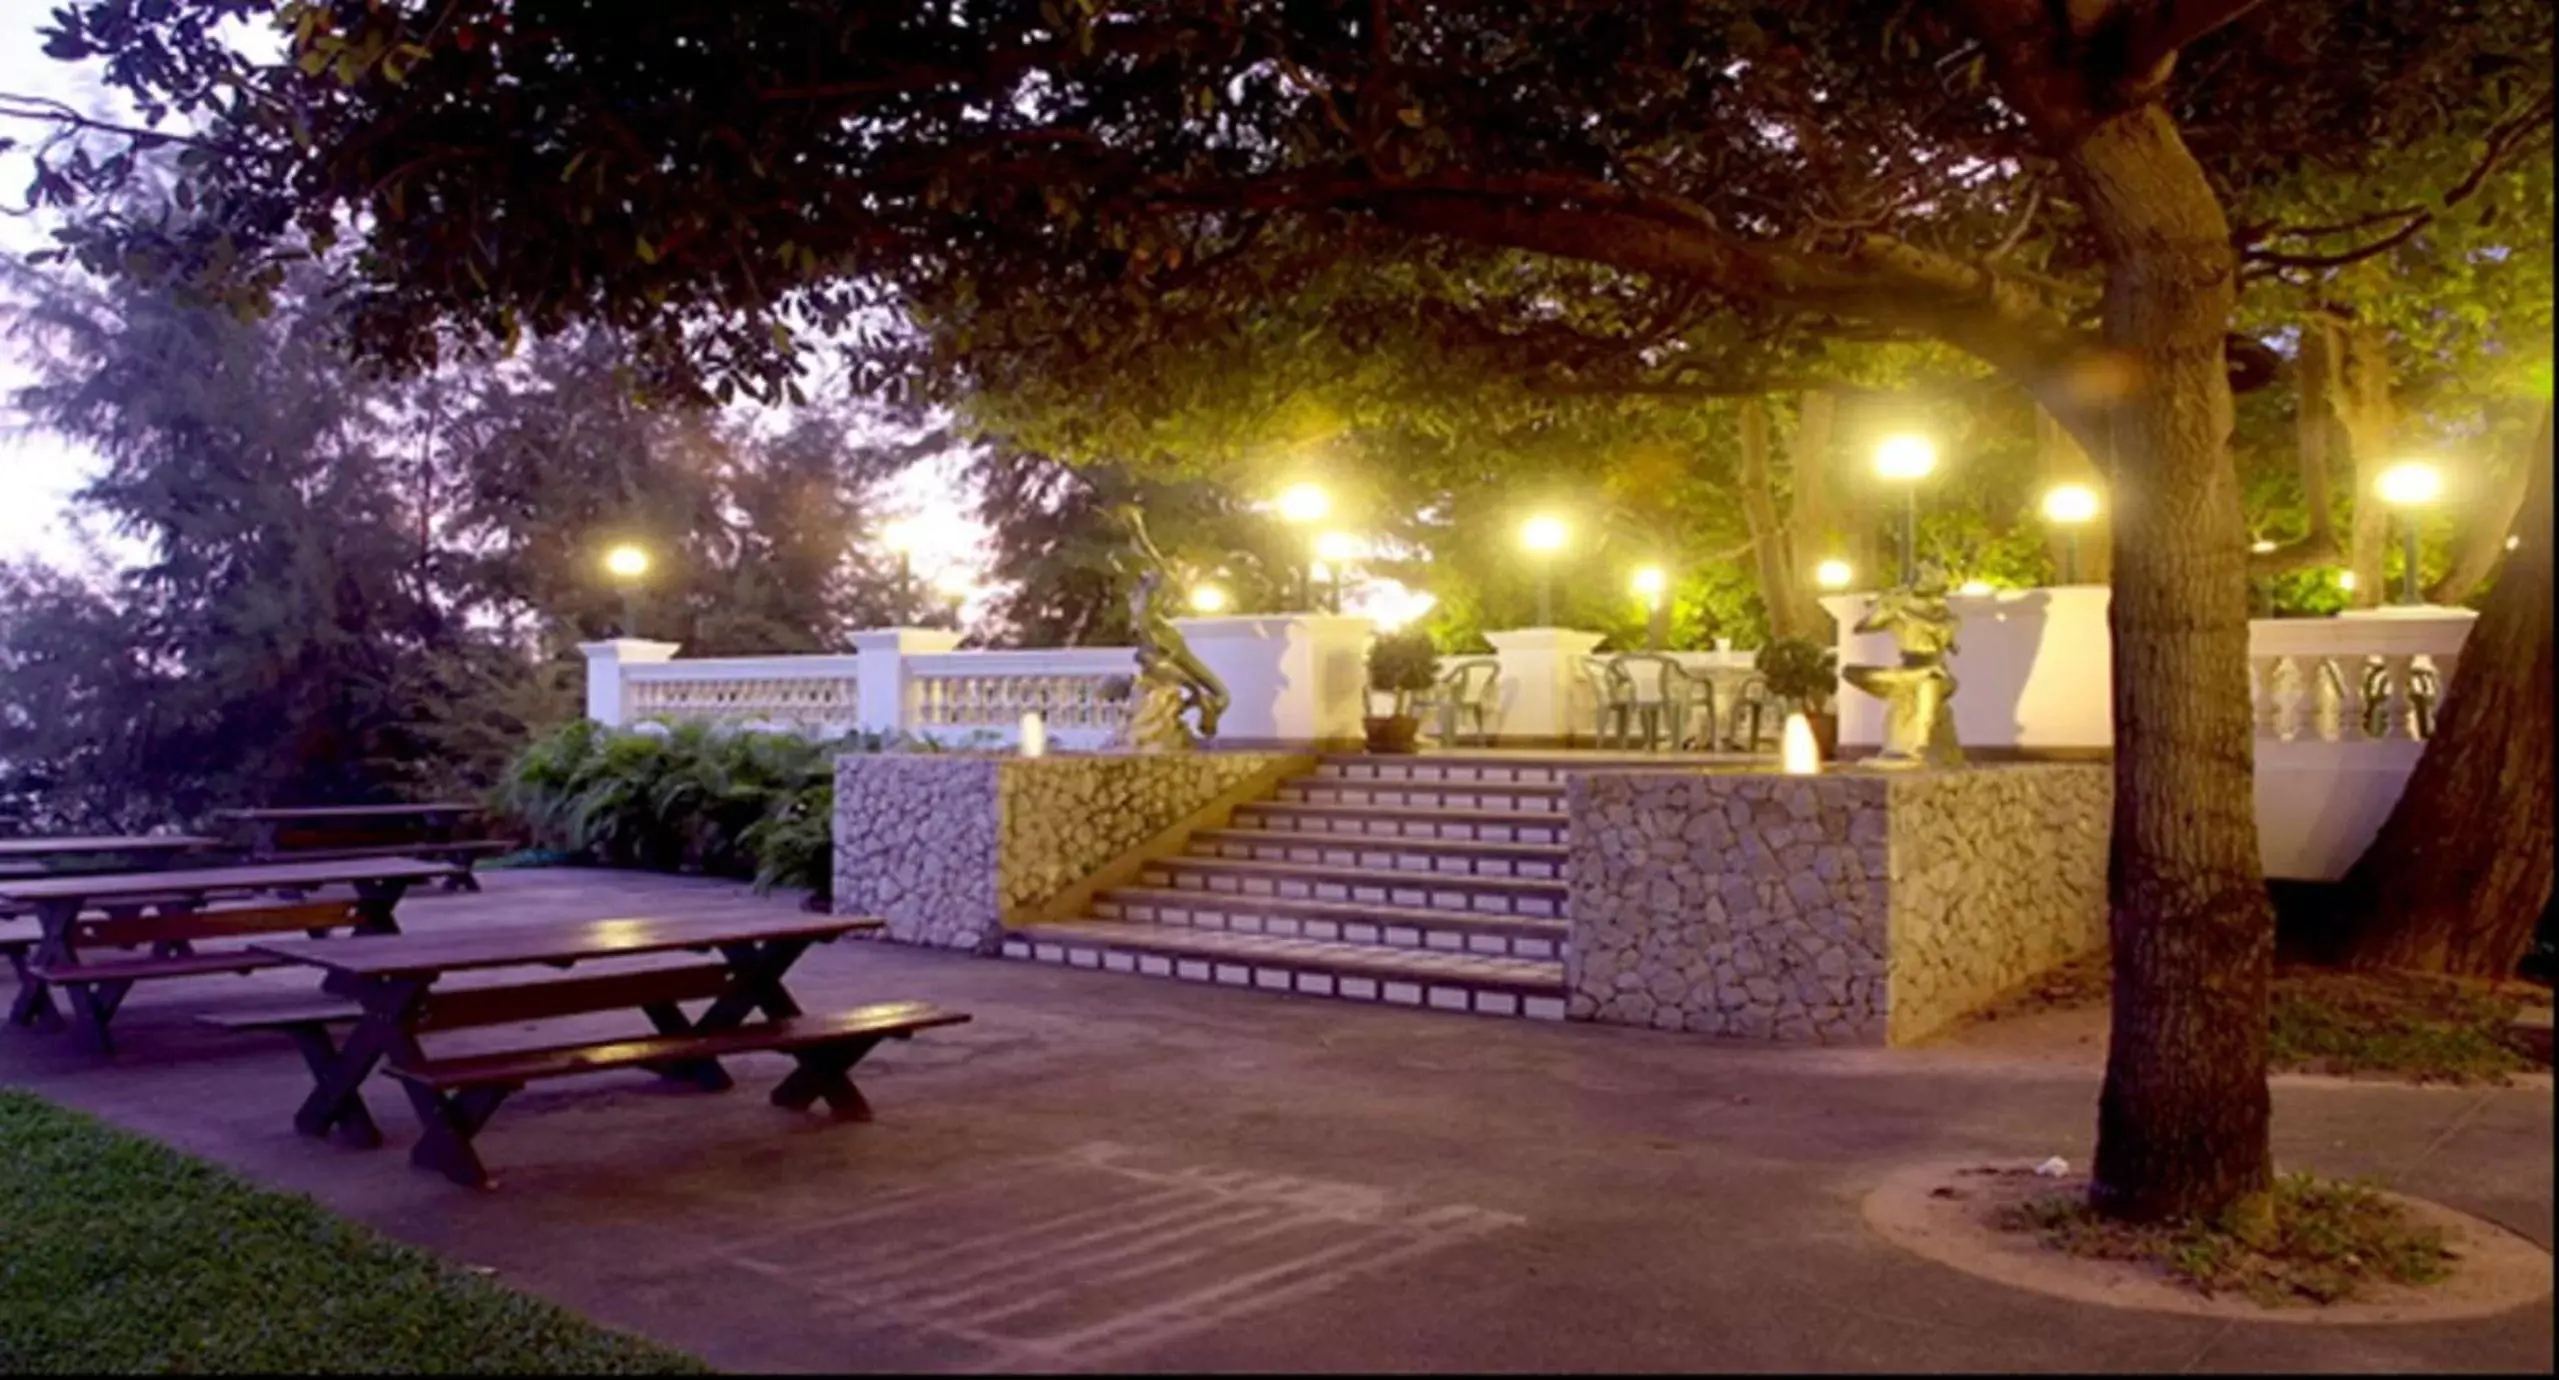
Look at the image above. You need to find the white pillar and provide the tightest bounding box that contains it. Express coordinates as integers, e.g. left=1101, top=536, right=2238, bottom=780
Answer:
left=1483, top=627, right=1607, bottom=745
left=1823, top=586, right=2116, bottom=752
left=849, top=627, right=965, bottom=738
left=1175, top=614, right=1376, bottom=747
left=577, top=638, right=681, bottom=727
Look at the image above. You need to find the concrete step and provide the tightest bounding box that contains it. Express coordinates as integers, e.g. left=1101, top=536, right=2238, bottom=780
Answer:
left=1140, top=854, right=1567, bottom=919
left=1186, top=828, right=1568, bottom=880
left=1310, top=753, right=1746, bottom=788
left=1003, top=919, right=1568, bottom=1020
left=1229, top=800, right=1570, bottom=847
left=1274, top=776, right=1569, bottom=814
left=1093, top=885, right=1568, bottom=961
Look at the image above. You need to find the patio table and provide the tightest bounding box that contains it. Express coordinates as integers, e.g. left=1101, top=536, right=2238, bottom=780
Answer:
left=212, top=803, right=499, bottom=892
left=248, top=913, right=885, bottom=1161
left=0, top=857, right=459, bottom=1041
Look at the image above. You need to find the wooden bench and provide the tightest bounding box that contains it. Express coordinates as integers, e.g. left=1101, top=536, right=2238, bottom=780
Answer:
left=262, top=841, right=511, bottom=894
left=26, top=900, right=367, bottom=1052
left=381, top=1002, right=971, bottom=1187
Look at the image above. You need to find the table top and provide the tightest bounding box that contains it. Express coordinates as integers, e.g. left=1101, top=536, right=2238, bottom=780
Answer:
left=0, top=835, right=221, bottom=859
left=0, top=856, right=460, bottom=903
left=251, top=913, right=884, bottom=979
left=213, top=803, right=482, bottom=822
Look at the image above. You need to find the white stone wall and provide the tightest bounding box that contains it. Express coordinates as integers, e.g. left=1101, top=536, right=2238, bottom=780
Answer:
left=833, top=751, right=1291, bottom=953
left=1566, top=765, right=2109, bottom=1046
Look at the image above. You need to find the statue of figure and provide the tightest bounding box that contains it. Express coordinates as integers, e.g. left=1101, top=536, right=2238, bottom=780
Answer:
left=1841, top=570, right=1964, bottom=769
left=1104, top=505, right=1229, bottom=750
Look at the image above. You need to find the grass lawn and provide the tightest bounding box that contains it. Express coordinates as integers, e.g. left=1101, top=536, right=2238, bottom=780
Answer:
left=0, top=1090, right=707, bottom=1374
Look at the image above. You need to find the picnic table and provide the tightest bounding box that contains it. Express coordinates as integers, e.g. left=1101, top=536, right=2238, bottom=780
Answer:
left=0, top=835, right=224, bottom=882
left=212, top=804, right=502, bottom=892
left=0, top=857, right=460, bottom=1052
left=245, top=913, right=965, bottom=1188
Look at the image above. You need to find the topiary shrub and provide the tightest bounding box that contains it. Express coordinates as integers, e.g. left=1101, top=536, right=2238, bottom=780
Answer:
left=1365, top=628, right=1442, bottom=719
left=1755, top=636, right=1839, bottom=716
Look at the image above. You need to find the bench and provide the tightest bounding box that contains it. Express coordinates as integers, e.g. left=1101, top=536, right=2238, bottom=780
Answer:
left=25, top=900, right=368, bottom=1052
left=260, top=840, right=511, bottom=894
left=381, top=1001, right=972, bottom=1187
left=200, top=958, right=744, bottom=1123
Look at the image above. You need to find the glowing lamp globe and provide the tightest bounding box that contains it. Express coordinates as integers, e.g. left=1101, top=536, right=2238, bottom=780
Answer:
left=1277, top=483, right=1331, bottom=524
left=2041, top=483, right=2100, bottom=525
left=602, top=545, right=650, bottom=580
left=1874, top=434, right=1938, bottom=482
left=2375, top=461, right=2443, bottom=507
left=1814, top=559, right=1854, bottom=590
left=1188, top=584, right=1231, bottom=614
left=1520, top=515, right=1569, bottom=553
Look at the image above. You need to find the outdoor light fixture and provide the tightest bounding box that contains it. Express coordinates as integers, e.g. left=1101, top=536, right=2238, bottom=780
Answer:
left=1188, top=584, right=1231, bottom=614
left=1275, top=482, right=1332, bottom=610
left=2338, top=570, right=2358, bottom=592
left=1957, top=579, right=1995, bottom=596
left=1520, top=515, right=1569, bottom=626
left=2251, top=539, right=2279, bottom=554
left=2041, top=483, right=2101, bottom=584
left=602, top=544, right=650, bottom=637
left=1018, top=711, right=1048, bottom=758
left=1781, top=712, right=1822, bottom=776
left=1311, top=532, right=1359, bottom=613
left=1814, top=558, right=1855, bottom=591
left=1630, top=565, right=1670, bottom=650
left=2375, top=460, right=2443, bottom=605
left=1873, top=434, right=1938, bottom=584
left=2507, top=534, right=2523, bottom=551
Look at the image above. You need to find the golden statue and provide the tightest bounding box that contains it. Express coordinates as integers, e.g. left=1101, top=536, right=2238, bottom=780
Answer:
left=1842, top=571, right=1964, bottom=769
left=1106, top=505, right=1228, bottom=749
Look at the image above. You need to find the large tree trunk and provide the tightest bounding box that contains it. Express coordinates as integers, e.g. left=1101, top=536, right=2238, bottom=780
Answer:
left=1788, top=389, right=1839, bottom=639
left=2247, top=314, right=2345, bottom=577
left=1736, top=398, right=1807, bottom=640
left=2067, top=103, right=2275, bottom=1224
left=2428, top=402, right=2548, bottom=605
left=2334, top=424, right=2554, bottom=975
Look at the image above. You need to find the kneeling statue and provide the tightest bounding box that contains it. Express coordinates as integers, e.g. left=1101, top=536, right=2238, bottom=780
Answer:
left=1842, top=572, right=1964, bottom=769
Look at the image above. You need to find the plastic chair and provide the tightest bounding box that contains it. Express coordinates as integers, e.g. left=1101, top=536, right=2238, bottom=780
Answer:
left=1723, top=674, right=1783, bottom=752
left=1578, top=657, right=1637, bottom=749
left=1609, top=653, right=1712, bottom=752
left=1433, top=658, right=1504, bottom=747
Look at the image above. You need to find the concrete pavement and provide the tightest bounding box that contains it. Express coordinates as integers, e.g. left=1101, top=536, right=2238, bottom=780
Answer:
left=2, top=868, right=2548, bottom=1373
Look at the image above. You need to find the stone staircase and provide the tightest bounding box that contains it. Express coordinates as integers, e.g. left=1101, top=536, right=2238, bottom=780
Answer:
left=1002, top=753, right=1714, bottom=1020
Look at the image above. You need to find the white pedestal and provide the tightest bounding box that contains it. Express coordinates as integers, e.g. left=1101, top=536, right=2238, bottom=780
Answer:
left=1484, top=627, right=1608, bottom=744
left=1175, top=614, right=1376, bottom=747
left=577, top=638, right=681, bottom=727
left=849, top=627, right=965, bottom=737
left=1823, top=586, right=2114, bottom=752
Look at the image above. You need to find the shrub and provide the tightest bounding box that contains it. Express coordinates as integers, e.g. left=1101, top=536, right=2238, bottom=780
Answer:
left=1366, top=628, right=1441, bottom=718
left=1755, top=636, right=1839, bottom=715
left=495, top=720, right=901, bottom=905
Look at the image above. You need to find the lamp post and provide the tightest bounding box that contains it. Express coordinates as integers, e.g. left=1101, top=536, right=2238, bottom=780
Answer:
left=1630, top=565, right=1668, bottom=650
left=880, top=517, right=922, bottom=620
left=602, top=543, right=650, bottom=638
left=2374, top=460, right=2443, bottom=606
left=1276, top=482, right=1331, bottom=611
left=931, top=567, right=974, bottom=629
left=1312, top=531, right=1358, bottom=615
left=2041, top=482, right=2101, bottom=584
left=1873, top=434, right=1938, bottom=585
left=1520, top=514, right=1568, bottom=626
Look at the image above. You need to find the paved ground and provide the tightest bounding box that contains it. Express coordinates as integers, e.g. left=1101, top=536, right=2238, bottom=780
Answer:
left=2, top=868, right=2549, bottom=1374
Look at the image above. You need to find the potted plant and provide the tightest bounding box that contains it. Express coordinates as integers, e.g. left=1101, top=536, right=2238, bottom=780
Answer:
left=1363, top=627, right=1441, bottom=754
left=1755, top=636, right=1841, bottom=756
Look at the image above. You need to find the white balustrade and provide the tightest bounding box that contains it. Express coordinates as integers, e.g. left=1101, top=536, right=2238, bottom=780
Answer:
left=2246, top=613, right=2473, bottom=745
left=904, top=648, right=1139, bottom=746
left=621, top=654, right=864, bottom=735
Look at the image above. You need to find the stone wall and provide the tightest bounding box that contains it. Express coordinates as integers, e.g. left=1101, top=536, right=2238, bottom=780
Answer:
left=1566, top=764, right=2108, bottom=1047
left=834, top=751, right=1292, bottom=953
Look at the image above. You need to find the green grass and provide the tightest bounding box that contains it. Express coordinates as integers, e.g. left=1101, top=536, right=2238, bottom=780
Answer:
left=2264, top=967, right=2539, bottom=1084
left=0, top=1090, right=708, bottom=1374
left=1997, top=1171, right=2455, bottom=1307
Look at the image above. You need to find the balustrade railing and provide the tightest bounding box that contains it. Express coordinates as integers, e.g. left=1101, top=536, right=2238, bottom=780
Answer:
left=906, top=648, right=1140, bottom=737
left=2246, top=615, right=2470, bottom=745
left=621, top=655, right=863, bottom=733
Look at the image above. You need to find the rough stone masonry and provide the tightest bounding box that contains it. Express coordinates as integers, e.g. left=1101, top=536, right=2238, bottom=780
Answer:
left=834, top=751, right=1289, bottom=953
left=1565, top=765, right=2110, bottom=1046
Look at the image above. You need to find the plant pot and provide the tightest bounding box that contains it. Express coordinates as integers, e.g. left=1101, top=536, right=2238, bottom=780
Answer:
left=1362, top=714, right=1423, bottom=754
left=1809, top=709, right=1840, bottom=759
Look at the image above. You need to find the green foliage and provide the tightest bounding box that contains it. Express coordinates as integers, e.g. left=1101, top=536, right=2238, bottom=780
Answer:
left=2263, top=968, right=2538, bottom=1084
left=1998, top=1171, right=2453, bottom=1308
left=1364, top=628, right=1441, bottom=718
left=496, top=721, right=895, bottom=904
left=1755, top=637, right=1839, bottom=715
left=0, top=1089, right=704, bottom=1373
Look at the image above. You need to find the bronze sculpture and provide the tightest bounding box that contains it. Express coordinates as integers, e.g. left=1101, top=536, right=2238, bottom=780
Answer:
left=1105, top=505, right=1229, bottom=750
left=1842, top=571, right=1964, bottom=769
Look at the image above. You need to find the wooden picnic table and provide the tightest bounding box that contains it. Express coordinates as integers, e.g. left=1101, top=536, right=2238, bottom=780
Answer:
left=212, top=803, right=500, bottom=891
left=0, top=835, right=223, bottom=861
left=248, top=913, right=904, bottom=1186
left=0, top=857, right=460, bottom=1050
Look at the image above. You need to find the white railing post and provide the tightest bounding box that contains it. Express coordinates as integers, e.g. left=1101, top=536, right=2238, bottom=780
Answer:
left=848, top=627, right=967, bottom=739
left=577, top=638, right=681, bottom=727
left=1174, top=614, right=1376, bottom=747
left=1482, top=627, right=1609, bottom=746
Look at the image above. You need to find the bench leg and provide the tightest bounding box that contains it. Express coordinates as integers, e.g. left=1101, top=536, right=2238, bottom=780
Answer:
left=402, top=1082, right=513, bottom=1189
left=769, top=1036, right=887, bottom=1119
left=699, top=939, right=813, bottom=1031
left=638, top=1000, right=733, bottom=1092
